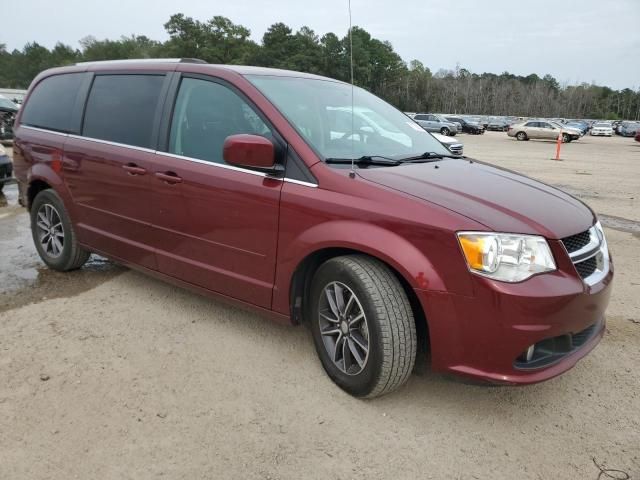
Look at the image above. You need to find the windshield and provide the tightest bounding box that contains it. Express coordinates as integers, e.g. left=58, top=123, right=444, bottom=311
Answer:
left=594, top=123, right=610, bottom=127
left=246, top=75, right=449, bottom=161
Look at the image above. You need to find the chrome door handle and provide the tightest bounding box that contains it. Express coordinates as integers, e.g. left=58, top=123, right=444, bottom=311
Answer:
left=122, top=164, right=147, bottom=175
left=155, top=172, right=183, bottom=184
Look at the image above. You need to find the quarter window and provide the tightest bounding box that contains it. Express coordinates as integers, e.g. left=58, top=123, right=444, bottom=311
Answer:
left=82, top=75, right=165, bottom=149
left=20, top=73, right=85, bottom=133
left=169, top=78, right=271, bottom=164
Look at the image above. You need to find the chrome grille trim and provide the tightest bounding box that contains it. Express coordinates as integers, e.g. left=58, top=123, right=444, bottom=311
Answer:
left=562, top=223, right=609, bottom=287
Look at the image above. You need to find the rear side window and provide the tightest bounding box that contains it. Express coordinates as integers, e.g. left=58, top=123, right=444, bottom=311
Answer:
left=83, top=75, right=165, bottom=149
left=20, top=73, right=85, bottom=133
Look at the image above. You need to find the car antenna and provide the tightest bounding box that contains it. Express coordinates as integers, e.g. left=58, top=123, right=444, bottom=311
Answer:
left=348, top=0, right=356, bottom=178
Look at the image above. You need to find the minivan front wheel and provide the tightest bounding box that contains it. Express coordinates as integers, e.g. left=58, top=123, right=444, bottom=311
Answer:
left=440, top=127, right=450, bottom=136
left=31, top=189, right=90, bottom=271
left=309, top=255, right=417, bottom=398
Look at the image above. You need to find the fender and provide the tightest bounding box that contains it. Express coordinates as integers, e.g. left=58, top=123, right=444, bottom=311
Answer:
left=27, top=162, right=79, bottom=224
left=271, top=220, right=448, bottom=317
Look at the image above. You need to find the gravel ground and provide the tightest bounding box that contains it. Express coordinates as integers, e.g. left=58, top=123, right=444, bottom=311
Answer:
left=1, top=133, right=639, bottom=479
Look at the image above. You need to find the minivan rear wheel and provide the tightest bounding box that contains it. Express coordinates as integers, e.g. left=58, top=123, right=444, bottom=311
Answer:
left=309, top=255, right=417, bottom=398
left=516, top=131, right=528, bottom=141
left=31, top=189, right=90, bottom=271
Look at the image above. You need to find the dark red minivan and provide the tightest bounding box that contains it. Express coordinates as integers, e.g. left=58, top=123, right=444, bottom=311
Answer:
left=13, top=59, right=613, bottom=397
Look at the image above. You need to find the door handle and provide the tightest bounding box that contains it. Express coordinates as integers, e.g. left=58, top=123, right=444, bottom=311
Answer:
left=155, top=171, right=183, bottom=184
left=122, top=163, right=147, bottom=175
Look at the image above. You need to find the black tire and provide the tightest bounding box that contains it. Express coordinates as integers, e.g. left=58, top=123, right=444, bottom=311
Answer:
left=516, top=131, right=527, bottom=141
left=30, top=189, right=90, bottom=271
left=562, top=133, right=570, bottom=143
left=309, top=255, right=417, bottom=398
left=440, top=127, right=450, bottom=136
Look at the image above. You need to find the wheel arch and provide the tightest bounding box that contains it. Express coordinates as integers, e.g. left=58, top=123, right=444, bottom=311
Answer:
left=26, top=163, right=77, bottom=221
left=286, top=240, right=435, bottom=358
left=26, top=162, right=66, bottom=209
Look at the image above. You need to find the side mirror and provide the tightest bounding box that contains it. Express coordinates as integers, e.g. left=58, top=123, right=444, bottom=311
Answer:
left=223, top=134, right=283, bottom=174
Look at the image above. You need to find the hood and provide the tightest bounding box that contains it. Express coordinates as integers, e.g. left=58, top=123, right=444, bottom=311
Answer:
left=358, top=159, right=595, bottom=239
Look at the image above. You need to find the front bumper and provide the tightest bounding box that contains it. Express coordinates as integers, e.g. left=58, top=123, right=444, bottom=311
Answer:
left=416, top=242, right=613, bottom=385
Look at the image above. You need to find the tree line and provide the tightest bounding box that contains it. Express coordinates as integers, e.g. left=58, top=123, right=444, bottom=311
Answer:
left=1, top=13, right=639, bottom=120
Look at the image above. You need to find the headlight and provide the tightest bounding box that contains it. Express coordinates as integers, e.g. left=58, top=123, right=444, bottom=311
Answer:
left=457, top=232, right=556, bottom=282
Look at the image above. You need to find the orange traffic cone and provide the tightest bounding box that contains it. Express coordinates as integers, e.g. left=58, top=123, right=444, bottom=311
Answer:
left=554, top=128, right=563, bottom=161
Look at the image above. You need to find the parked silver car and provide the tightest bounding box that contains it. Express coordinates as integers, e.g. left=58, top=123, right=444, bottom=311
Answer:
left=413, top=113, right=459, bottom=136
left=508, top=120, right=581, bottom=142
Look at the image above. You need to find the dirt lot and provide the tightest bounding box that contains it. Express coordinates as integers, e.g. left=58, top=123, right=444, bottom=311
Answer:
left=1, top=133, right=639, bottom=479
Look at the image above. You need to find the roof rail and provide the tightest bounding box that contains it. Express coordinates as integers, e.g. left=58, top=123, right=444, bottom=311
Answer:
left=75, top=58, right=207, bottom=66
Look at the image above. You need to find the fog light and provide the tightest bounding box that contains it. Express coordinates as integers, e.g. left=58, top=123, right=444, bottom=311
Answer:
left=525, top=345, right=535, bottom=362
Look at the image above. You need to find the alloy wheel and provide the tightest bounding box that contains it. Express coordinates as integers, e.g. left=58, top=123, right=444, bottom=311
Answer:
left=318, top=281, right=370, bottom=375
left=35, top=203, right=65, bottom=258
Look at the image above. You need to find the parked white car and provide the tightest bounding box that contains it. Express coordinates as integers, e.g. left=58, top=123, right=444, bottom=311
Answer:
left=590, top=122, right=613, bottom=136
left=431, top=132, right=463, bottom=155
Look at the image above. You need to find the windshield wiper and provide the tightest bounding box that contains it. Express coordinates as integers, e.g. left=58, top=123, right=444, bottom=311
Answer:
left=398, top=151, right=459, bottom=162
left=325, top=155, right=401, bottom=166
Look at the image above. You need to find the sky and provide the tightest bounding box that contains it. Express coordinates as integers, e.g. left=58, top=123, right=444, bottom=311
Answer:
left=4, top=0, right=640, bottom=90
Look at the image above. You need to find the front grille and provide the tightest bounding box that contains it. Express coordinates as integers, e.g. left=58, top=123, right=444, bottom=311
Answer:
left=571, top=322, right=598, bottom=347
left=575, top=256, right=597, bottom=279
left=561, top=225, right=607, bottom=284
left=562, top=230, right=591, bottom=253
left=448, top=145, right=463, bottom=155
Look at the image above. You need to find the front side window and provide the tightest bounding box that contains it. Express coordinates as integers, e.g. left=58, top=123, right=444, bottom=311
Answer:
left=20, top=73, right=85, bottom=133
left=169, top=78, right=271, bottom=164
left=247, top=75, right=449, bottom=161
left=82, top=74, right=165, bottom=149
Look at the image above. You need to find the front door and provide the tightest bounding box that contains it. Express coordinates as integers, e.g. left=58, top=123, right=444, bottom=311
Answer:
left=148, top=76, right=283, bottom=308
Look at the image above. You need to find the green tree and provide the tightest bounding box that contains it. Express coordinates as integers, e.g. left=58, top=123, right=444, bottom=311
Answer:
left=163, top=14, right=256, bottom=64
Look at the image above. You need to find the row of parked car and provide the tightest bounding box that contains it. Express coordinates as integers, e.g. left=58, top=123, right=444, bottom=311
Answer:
left=405, top=111, right=640, bottom=152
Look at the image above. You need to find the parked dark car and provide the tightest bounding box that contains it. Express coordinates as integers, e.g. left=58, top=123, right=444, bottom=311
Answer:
left=635, top=130, right=640, bottom=143
left=0, top=143, right=13, bottom=192
left=0, top=95, right=18, bottom=141
left=445, top=116, right=484, bottom=134
left=620, top=122, right=640, bottom=137
left=486, top=118, right=510, bottom=132
left=13, top=60, right=613, bottom=397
